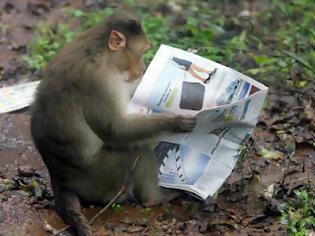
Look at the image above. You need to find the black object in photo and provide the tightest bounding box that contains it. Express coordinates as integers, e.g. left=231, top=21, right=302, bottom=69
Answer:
left=172, top=57, right=192, bottom=70
left=180, top=82, right=205, bottom=110
left=204, top=68, right=217, bottom=84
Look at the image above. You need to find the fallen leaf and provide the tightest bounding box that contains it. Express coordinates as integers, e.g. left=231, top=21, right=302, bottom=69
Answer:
left=283, top=172, right=313, bottom=194
left=0, top=178, right=17, bottom=192
left=31, top=180, right=43, bottom=198
left=276, top=131, right=296, bottom=157
left=257, top=149, right=284, bottom=160
left=18, top=165, right=37, bottom=177
left=303, top=99, right=315, bottom=122
left=124, top=225, right=145, bottom=233
left=264, top=184, right=274, bottom=199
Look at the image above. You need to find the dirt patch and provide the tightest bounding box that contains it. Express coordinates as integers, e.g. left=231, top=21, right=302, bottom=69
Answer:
left=0, top=112, right=51, bottom=235
left=0, top=96, right=314, bottom=235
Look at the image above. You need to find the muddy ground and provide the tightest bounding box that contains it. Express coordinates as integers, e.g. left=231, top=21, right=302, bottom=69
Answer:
left=0, top=0, right=315, bottom=235
left=2, top=92, right=315, bottom=236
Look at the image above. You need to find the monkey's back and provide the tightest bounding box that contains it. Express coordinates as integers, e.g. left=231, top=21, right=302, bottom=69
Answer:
left=31, top=74, right=131, bottom=202
left=30, top=40, right=105, bottom=175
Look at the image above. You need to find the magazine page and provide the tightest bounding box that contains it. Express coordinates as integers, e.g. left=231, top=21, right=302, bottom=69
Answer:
left=157, top=125, right=253, bottom=199
left=129, top=44, right=267, bottom=116
left=129, top=44, right=268, bottom=200
left=162, top=88, right=268, bottom=146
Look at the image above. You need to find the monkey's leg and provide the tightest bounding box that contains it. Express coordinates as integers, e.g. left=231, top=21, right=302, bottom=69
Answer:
left=132, top=146, right=180, bottom=206
left=92, top=146, right=179, bottom=206
left=54, top=184, right=92, bottom=236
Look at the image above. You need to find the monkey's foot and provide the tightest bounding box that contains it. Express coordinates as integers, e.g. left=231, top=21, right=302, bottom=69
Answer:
left=141, top=188, right=180, bottom=207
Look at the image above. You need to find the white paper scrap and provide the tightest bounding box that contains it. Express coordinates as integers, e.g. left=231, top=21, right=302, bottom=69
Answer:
left=0, top=81, right=40, bottom=114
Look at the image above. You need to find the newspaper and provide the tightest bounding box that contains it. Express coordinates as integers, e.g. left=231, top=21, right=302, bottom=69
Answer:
left=0, top=81, right=40, bottom=114
left=128, top=45, right=268, bottom=200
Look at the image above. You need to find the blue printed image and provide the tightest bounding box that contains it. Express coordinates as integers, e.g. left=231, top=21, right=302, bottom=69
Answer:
left=238, top=81, right=251, bottom=100
left=156, top=142, right=211, bottom=185
left=178, top=145, right=211, bottom=185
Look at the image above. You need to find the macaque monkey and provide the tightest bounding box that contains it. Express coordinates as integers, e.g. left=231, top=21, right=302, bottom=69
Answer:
left=31, top=11, right=196, bottom=236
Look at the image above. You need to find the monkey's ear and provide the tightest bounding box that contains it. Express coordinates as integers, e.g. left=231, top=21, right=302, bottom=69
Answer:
left=108, top=30, right=126, bottom=51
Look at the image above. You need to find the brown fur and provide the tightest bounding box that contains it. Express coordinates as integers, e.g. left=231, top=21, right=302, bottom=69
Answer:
left=31, top=12, right=195, bottom=236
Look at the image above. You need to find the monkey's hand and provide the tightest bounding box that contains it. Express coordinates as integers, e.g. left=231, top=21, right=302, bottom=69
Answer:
left=172, top=116, right=197, bottom=133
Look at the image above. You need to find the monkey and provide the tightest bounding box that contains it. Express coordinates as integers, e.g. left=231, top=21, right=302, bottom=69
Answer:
left=30, top=11, right=196, bottom=236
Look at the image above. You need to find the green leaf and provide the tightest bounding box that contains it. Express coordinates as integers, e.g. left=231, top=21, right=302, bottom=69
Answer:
left=111, top=203, right=123, bottom=213
left=247, top=68, right=263, bottom=75
left=253, top=55, right=269, bottom=65
left=31, top=180, right=43, bottom=198
left=0, top=179, right=17, bottom=192
left=187, top=17, right=198, bottom=27
left=67, top=9, right=86, bottom=17
left=257, top=148, right=284, bottom=160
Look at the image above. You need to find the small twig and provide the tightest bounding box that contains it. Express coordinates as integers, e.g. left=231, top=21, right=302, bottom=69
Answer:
left=53, top=223, right=70, bottom=235
left=89, top=155, right=140, bottom=224
left=44, top=221, right=60, bottom=235
left=53, top=155, right=141, bottom=236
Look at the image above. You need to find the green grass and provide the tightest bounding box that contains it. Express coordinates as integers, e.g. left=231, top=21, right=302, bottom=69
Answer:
left=280, top=190, right=315, bottom=235
left=21, top=8, right=114, bottom=70
left=22, top=0, right=315, bottom=88
left=111, top=202, right=124, bottom=213
left=246, top=0, right=315, bottom=87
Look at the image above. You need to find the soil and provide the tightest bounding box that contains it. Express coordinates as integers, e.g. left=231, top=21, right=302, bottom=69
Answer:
left=0, top=0, right=314, bottom=235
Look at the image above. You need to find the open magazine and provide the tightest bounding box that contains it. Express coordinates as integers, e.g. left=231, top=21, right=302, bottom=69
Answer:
left=128, top=45, right=268, bottom=200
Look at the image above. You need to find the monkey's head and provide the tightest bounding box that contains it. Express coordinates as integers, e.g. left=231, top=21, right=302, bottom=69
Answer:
left=105, top=12, right=150, bottom=82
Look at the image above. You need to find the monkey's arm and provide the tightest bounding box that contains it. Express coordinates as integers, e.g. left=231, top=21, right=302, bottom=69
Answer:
left=85, top=112, right=195, bottom=145
left=111, top=115, right=178, bottom=143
